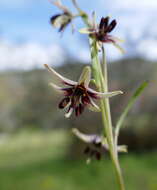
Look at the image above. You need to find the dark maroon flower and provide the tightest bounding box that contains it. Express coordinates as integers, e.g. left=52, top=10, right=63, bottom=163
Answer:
left=79, top=16, right=124, bottom=53
left=72, top=128, right=127, bottom=162
left=50, top=0, right=73, bottom=32
left=44, top=64, right=123, bottom=118
left=50, top=12, right=72, bottom=32
left=95, top=17, right=117, bottom=43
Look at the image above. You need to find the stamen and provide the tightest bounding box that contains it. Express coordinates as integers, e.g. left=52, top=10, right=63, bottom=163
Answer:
left=62, top=88, right=73, bottom=96
left=58, top=97, right=70, bottom=109
left=81, top=95, right=90, bottom=105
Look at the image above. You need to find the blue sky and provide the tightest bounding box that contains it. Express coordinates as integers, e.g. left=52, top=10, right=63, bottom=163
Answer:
left=0, top=0, right=157, bottom=70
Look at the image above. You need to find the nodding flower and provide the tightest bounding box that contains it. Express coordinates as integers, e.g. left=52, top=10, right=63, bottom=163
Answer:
left=95, top=16, right=117, bottom=43
left=50, top=0, right=73, bottom=32
left=79, top=16, right=124, bottom=53
left=44, top=64, right=123, bottom=118
left=72, top=128, right=127, bottom=162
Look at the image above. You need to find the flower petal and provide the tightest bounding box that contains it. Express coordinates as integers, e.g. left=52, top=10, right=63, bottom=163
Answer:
left=79, top=27, right=95, bottom=34
left=49, top=82, right=64, bottom=93
left=72, top=128, right=101, bottom=144
left=65, top=107, right=73, bottom=118
left=50, top=14, right=70, bottom=30
left=96, top=90, right=123, bottom=98
left=117, top=145, right=128, bottom=153
left=52, top=0, right=70, bottom=13
left=44, top=64, right=77, bottom=86
left=112, top=43, right=125, bottom=54
left=107, top=19, right=117, bottom=33
left=58, top=97, right=71, bottom=109
left=111, top=36, right=125, bottom=43
left=87, top=98, right=101, bottom=112
left=75, top=104, right=84, bottom=117
left=49, top=83, right=74, bottom=97
left=50, top=14, right=61, bottom=25
left=87, top=88, right=123, bottom=99
left=78, top=66, right=91, bottom=87
left=99, top=17, right=109, bottom=30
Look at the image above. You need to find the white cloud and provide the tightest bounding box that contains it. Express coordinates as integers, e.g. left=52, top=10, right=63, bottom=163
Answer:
left=0, top=40, right=65, bottom=70
left=137, top=39, right=157, bottom=61
left=100, top=0, right=157, bottom=12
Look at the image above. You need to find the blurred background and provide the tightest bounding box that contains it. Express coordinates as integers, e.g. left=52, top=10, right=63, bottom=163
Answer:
left=0, top=0, right=157, bottom=189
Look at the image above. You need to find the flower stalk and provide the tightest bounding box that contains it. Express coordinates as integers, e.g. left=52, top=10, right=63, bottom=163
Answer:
left=89, top=37, right=125, bottom=190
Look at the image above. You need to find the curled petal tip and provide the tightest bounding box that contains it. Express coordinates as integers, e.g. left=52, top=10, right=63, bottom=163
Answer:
left=48, top=82, right=63, bottom=93
left=86, top=158, right=91, bottom=164
left=72, top=128, right=78, bottom=134
left=44, top=64, right=54, bottom=73
left=88, top=98, right=101, bottom=112
left=113, top=43, right=125, bottom=54
left=44, top=64, right=48, bottom=69
left=109, top=90, right=123, bottom=96
left=92, top=90, right=123, bottom=99
left=44, top=64, right=77, bottom=86
left=65, top=108, right=73, bottom=118
left=118, top=145, right=128, bottom=153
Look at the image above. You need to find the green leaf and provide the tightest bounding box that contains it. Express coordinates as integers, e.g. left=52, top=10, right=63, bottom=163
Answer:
left=115, top=81, right=148, bottom=135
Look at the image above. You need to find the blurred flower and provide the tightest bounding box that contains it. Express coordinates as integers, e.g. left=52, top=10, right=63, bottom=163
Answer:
left=50, top=0, right=73, bottom=32
left=72, top=128, right=127, bottom=162
left=79, top=16, right=124, bottom=53
left=44, top=64, right=123, bottom=118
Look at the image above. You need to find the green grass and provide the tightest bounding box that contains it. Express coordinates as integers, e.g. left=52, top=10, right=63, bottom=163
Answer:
left=0, top=130, right=157, bottom=190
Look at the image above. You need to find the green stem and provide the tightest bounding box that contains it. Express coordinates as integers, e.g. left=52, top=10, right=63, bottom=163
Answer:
left=71, top=0, right=91, bottom=27
left=102, top=45, right=125, bottom=190
left=90, top=40, right=125, bottom=190
left=71, top=1, right=126, bottom=189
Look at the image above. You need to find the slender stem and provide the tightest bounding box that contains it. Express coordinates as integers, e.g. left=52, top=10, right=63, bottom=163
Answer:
left=71, top=1, right=126, bottom=189
left=71, top=0, right=91, bottom=27
left=101, top=45, right=113, bottom=135
left=102, top=45, right=125, bottom=190
left=90, top=40, right=125, bottom=190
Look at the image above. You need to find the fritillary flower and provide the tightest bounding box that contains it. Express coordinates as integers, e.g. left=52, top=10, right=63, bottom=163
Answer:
left=44, top=64, right=123, bottom=118
left=72, top=128, right=127, bottom=162
left=79, top=16, right=124, bottom=53
left=50, top=0, right=73, bottom=32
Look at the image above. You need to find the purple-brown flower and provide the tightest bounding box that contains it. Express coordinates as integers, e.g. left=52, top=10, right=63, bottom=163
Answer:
left=79, top=16, right=124, bottom=53
left=72, top=128, right=127, bottom=162
left=95, top=16, right=117, bottom=43
left=44, top=64, right=123, bottom=118
left=50, top=0, right=73, bottom=32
